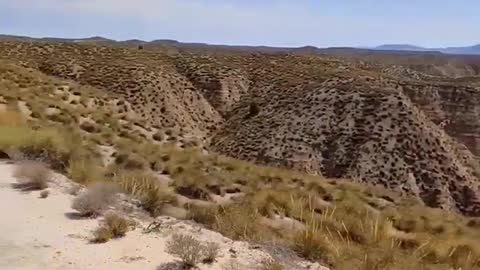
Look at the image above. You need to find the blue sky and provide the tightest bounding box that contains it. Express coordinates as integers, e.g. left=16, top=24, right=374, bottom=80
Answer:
left=1, top=0, right=479, bottom=47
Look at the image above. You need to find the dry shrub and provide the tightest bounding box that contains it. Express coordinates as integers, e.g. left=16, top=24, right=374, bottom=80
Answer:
left=72, top=182, right=120, bottom=217
left=67, top=184, right=82, bottom=196
left=13, top=161, right=51, bottom=190
left=91, top=212, right=129, bottom=243
left=92, top=226, right=113, bottom=243
left=166, top=233, right=203, bottom=268
left=104, top=212, right=129, bottom=237
left=202, top=242, right=220, bottom=264
left=40, top=190, right=50, bottom=198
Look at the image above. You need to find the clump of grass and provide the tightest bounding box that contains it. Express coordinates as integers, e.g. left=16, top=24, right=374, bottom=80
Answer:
left=103, top=212, right=129, bottom=237
left=68, top=159, right=104, bottom=184
left=212, top=204, right=264, bottom=241
left=91, top=212, right=130, bottom=243
left=166, top=233, right=204, bottom=268
left=71, top=182, right=120, bottom=217
left=92, top=226, right=113, bottom=243
left=13, top=161, right=51, bottom=190
left=187, top=204, right=218, bottom=225
left=292, top=218, right=332, bottom=262
left=116, top=171, right=177, bottom=217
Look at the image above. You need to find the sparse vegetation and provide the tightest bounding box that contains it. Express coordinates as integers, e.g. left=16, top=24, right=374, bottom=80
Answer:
left=1, top=50, right=480, bottom=270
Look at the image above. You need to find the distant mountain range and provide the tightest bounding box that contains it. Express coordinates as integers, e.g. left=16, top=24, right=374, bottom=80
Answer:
left=1, top=34, right=480, bottom=55
left=373, top=44, right=480, bottom=55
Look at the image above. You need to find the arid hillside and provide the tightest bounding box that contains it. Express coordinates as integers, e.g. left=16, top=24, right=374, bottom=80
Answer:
left=3, top=39, right=480, bottom=269
left=1, top=40, right=480, bottom=216
left=319, top=48, right=480, bottom=78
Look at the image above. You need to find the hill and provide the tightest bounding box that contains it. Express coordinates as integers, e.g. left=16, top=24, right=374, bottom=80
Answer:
left=374, top=44, right=480, bottom=55
left=1, top=38, right=480, bottom=269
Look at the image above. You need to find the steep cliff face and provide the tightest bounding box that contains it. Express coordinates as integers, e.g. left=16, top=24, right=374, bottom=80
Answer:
left=211, top=76, right=480, bottom=215
left=402, top=82, right=480, bottom=159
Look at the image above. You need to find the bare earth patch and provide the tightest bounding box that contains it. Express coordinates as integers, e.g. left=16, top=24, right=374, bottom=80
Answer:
left=0, top=161, right=328, bottom=270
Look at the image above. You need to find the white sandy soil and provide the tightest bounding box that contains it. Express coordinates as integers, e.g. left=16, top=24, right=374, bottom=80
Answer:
left=0, top=161, right=328, bottom=270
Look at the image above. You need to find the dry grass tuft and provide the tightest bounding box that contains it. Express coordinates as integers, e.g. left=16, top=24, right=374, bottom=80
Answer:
left=212, top=204, right=264, bottom=241
left=103, top=212, right=129, bottom=237
left=13, top=161, right=51, bottom=190
left=92, top=226, right=113, bottom=243
left=91, top=212, right=130, bottom=243
left=116, top=171, right=177, bottom=217
left=68, top=159, right=104, bottom=184
left=292, top=218, right=332, bottom=262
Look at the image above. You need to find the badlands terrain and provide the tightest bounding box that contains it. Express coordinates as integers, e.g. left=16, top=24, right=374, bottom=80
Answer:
left=1, top=36, right=480, bottom=269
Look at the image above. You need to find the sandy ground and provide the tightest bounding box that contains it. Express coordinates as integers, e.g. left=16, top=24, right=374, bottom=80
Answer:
left=0, top=161, right=328, bottom=270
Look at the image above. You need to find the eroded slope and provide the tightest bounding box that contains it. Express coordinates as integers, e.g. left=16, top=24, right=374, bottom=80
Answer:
left=2, top=41, right=480, bottom=216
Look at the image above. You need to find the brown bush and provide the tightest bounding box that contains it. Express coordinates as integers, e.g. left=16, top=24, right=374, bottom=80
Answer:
left=103, top=212, right=129, bottom=237
left=166, top=233, right=203, bottom=268
left=92, top=226, right=113, bottom=243
left=13, top=161, right=51, bottom=190
left=91, top=212, right=129, bottom=243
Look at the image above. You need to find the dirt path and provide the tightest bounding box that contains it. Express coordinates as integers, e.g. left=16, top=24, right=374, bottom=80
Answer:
left=0, top=161, right=328, bottom=270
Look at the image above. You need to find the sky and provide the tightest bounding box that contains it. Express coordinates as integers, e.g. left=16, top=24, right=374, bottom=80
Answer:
left=1, top=0, right=479, bottom=48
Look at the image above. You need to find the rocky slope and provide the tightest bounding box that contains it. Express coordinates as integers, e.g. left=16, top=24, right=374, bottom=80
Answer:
left=1, top=40, right=480, bottom=216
